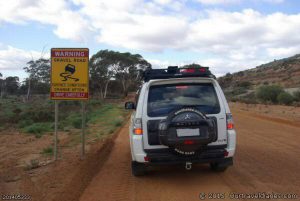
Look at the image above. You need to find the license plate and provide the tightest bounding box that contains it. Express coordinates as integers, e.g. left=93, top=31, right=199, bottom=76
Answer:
left=176, top=128, right=200, bottom=137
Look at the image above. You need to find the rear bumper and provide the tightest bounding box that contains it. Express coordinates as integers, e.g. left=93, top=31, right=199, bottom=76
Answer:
left=144, top=147, right=233, bottom=165
left=130, top=129, right=236, bottom=163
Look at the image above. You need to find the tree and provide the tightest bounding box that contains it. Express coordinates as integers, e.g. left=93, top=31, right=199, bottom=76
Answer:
left=277, top=91, right=294, bottom=105
left=90, top=50, right=151, bottom=98
left=113, top=52, right=151, bottom=97
left=293, top=90, right=300, bottom=102
left=23, top=58, right=50, bottom=100
left=256, top=85, right=283, bottom=103
left=0, top=75, right=20, bottom=97
left=89, top=50, right=114, bottom=98
left=4, top=76, right=19, bottom=95
left=19, top=78, right=49, bottom=95
left=0, top=73, right=3, bottom=98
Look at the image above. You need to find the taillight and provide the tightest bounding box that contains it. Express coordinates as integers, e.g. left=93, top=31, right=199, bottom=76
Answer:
left=134, top=128, right=143, bottom=135
left=224, top=150, right=229, bottom=157
left=226, top=113, right=234, bottom=130
left=184, top=140, right=195, bottom=145
left=144, top=156, right=150, bottom=161
left=133, top=118, right=143, bottom=135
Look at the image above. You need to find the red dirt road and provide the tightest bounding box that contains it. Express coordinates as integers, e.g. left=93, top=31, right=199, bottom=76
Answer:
left=79, top=107, right=300, bottom=201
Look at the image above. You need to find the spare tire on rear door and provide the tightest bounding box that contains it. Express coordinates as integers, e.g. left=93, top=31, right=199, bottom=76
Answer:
left=158, top=107, right=217, bottom=155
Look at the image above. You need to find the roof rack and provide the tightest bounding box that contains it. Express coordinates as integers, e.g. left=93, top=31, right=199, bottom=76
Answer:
left=143, top=66, right=215, bottom=82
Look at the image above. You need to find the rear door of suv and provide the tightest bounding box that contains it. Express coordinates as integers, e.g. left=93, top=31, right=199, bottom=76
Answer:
left=142, top=78, right=227, bottom=150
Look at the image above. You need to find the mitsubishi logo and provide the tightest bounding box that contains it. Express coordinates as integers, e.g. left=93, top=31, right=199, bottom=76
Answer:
left=184, top=114, right=191, bottom=120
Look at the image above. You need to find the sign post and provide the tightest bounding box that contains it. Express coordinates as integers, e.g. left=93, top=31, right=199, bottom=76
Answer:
left=50, top=48, right=89, bottom=160
left=54, top=101, right=59, bottom=160
left=81, top=102, right=86, bottom=159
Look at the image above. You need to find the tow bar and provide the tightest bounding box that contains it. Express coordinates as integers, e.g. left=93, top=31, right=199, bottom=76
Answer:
left=185, top=162, right=192, bottom=170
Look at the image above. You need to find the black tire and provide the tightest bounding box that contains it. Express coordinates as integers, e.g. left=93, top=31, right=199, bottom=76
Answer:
left=158, top=107, right=217, bottom=153
left=210, top=162, right=229, bottom=172
left=131, top=161, right=146, bottom=176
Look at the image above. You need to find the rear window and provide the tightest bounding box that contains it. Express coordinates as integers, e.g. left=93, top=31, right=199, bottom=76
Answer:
left=147, top=83, right=220, bottom=117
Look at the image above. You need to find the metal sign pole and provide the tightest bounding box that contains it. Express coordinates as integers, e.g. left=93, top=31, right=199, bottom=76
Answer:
left=81, top=101, right=86, bottom=159
left=54, top=100, right=59, bottom=161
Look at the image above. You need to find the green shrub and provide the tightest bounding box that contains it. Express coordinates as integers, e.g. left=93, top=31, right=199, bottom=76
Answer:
left=277, top=92, right=294, bottom=105
left=224, top=87, right=247, bottom=99
left=60, top=101, right=80, bottom=106
left=232, top=87, right=247, bottom=95
left=237, top=81, right=251, bottom=89
left=23, top=122, right=52, bottom=138
left=20, top=108, right=53, bottom=122
left=293, top=90, right=300, bottom=102
left=24, top=159, right=40, bottom=170
left=113, top=118, right=123, bottom=127
left=256, top=85, right=283, bottom=103
left=41, top=146, right=53, bottom=155
left=88, top=99, right=102, bottom=106
left=86, top=104, right=114, bottom=124
left=66, top=113, right=83, bottom=129
left=71, top=117, right=82, bottom=129
left=18, top=119, right=34, bottom=128
left=238, top=92, right=258, bottom=104
left=63, top=126, right=72, bottom=132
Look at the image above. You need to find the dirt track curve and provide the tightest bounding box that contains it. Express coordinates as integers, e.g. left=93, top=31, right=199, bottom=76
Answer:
left=79, top=108, right=300, bottom=201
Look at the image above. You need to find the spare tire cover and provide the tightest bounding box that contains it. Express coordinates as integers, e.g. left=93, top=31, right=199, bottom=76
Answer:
left=158, top=107, right=217, bottom=154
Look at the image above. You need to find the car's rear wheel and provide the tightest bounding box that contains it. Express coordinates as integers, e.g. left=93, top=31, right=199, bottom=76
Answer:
left=131, top=161, right=146, bottom=176
left=158, top=107, right=218, bottom=154
left=210, top=162, right=229, bottom=172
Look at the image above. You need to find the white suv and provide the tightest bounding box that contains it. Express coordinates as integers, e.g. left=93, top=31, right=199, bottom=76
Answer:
left=125, top=66, right=236, bottom=176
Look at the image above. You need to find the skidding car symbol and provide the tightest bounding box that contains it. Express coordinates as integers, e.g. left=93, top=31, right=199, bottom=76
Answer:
left=60, top=64, right=79, bottom=82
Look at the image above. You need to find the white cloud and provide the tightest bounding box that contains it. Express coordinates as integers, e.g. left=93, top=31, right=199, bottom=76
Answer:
left=179, top=9, right=300, bottom=63
left=0, top=0, right=299, bottom=77
left=196, top=0, right=284, bottom=4
left=97, top=15, right=188, bottom=51
left=153, top=0, right=173, bottom=5
left=0, top=0, right=94, bottom=42
left=262, top=0, right=284, bottom=3
left=196, top=0, right=240, bottom=5
left=0, top=45, right=44, bottom=71
left=200, top=57, right=268, bottom=76
left=267, top=46, right=300, bottom=58
left=147, top=59, right=173, bottom=68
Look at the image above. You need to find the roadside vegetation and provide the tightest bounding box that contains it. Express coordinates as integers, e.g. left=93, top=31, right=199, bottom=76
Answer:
left=0, top=97, right=128, bottom=139
left=0, top=49, right=148, bottom=138
left=219, top=72, right=300, bottom=106
left=218, top=54, right=300, bottom=106
left=0, top=50, right=151, bottom=100
left=256, top=85, right=296, bottom=105
left=224, top=84, right=300, bottom=106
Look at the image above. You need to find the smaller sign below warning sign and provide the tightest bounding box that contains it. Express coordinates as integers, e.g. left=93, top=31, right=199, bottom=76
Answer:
left=51, top=48, right=89, bottom=100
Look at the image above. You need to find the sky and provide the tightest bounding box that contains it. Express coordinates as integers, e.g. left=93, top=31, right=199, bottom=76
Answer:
left=1, top=0, right=300, bottom=79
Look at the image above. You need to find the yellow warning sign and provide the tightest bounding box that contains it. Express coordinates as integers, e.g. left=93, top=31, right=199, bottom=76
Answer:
left=51, top=48, right=89, bottom=100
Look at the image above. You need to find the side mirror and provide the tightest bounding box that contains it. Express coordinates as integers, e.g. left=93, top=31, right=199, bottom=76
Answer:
left=125, top=102, right=135, bottom=110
